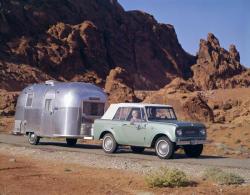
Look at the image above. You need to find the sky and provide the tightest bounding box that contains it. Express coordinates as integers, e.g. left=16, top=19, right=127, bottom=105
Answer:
left=118, top=0, right=250, bottom=67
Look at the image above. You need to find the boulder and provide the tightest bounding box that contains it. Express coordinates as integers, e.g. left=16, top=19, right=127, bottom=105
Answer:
left=105, top=67, right=139, bottom=103
left=182, top=93, right=214, bottom=122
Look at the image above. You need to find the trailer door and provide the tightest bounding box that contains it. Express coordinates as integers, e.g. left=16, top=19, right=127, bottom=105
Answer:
left=41, top=90, right=55, bottom=136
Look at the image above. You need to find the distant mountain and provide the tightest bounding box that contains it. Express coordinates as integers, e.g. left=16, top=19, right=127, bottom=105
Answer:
left=0, top=0, right=249, bottom=98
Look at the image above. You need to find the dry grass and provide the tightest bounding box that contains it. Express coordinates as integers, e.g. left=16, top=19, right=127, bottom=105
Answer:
left=145, top=168, right=190, bottom=188
left=203, top=168, right=244, bottom=185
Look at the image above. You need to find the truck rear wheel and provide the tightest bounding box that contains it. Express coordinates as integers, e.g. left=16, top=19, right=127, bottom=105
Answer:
left=155, top=136, right=174, bottom=159
left=66, top=138, right=77, bottom=146
left=28, top=132, right=40, bottom=145
left=131, top=146, right=145, bottom=153
left=184, top=144, right=203, bottom=158
left=102, top=133, right=117, bottom=153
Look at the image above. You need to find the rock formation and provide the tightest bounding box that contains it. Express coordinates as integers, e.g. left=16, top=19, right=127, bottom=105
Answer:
left=0, top=0, right=249, bottom=123
left=191, top=33, right=250, bottom=89
left=0, top=0, right=194, bottom=91
left=105, top=67, right=138, bottom=103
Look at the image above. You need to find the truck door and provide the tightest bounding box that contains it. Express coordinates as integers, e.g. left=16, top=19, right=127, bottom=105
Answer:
left=120, top=107, right=148, bottom=146
left=41, top=90, right=55, bottom=136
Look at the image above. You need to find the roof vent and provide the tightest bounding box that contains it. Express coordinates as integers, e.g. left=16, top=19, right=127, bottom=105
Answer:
left=45, top=80, right=57, bottom=86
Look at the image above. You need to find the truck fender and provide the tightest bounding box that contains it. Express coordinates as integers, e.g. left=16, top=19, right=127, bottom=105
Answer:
left=150, top=132, right=175, bottom=147
left=99, top=128, right=117, bottom=140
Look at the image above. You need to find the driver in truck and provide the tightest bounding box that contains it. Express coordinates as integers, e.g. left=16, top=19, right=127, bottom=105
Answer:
left=130, top=110, right=142, bottom=124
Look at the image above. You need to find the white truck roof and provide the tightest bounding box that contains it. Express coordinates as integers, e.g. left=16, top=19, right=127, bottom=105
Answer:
left=102, top=103, right=172, bottom=120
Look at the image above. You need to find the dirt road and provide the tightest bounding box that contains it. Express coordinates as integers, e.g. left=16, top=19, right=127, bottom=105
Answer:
left=1, top=133, right=250, bottom=194
left=0, top=134, right=250, bottom=182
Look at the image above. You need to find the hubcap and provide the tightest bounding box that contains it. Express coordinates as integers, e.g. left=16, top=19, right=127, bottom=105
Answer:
left=29, top=133, right=35, bottom=142
left=157, top=140, right=169, bottom=157
left=103, top=136, right=113, bottom=151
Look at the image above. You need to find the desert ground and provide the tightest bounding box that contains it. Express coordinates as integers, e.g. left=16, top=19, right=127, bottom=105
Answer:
left=0, top=141, right=250, bottom=195
left=1, top=88, right=250, bottom=194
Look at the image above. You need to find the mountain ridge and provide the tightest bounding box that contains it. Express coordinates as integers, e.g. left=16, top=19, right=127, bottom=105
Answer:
left=0, top=0, right=249, bottom=97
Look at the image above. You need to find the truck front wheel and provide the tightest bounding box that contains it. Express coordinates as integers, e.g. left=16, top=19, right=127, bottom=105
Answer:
left=184, top=144, right=203, bottom=158
left=155, top=136, right=174, bottom=159
left=102, top=133, right=117, bottom=153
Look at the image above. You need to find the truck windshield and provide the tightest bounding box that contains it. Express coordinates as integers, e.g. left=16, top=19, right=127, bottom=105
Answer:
left=145, top=106, right=177, bottom=121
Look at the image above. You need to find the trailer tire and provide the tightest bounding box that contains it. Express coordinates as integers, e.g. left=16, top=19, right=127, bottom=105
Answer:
left=66, top=138, right=77, bottom=146
left=102, top=133, right=117, bottom=153
left=28, top=132, right=40, bottom=145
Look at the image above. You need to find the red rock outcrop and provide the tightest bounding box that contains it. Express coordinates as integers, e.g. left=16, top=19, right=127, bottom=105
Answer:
left=191, top=33, right=250, bottom=89
left=0, top=90, right=19, bottom=116
left=105, top=67, right=138, bottom=103
left=0, top=0, right=194, bottom=91
left=0, top=0, right=249, bottom=118
left=182, top=93, right=214, bottom=122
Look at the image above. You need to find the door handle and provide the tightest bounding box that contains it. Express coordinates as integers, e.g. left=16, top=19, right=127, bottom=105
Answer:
left=122, top=124, right=127, bottom=126
left=136, top=124, right=147, bottom=130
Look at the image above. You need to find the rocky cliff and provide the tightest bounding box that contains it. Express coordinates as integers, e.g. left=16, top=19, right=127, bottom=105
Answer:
left=0, top=0, right=195, bottom=92
left=191, top=33, right=250, bottom=90
left=0, top=0, right=249, bottom=118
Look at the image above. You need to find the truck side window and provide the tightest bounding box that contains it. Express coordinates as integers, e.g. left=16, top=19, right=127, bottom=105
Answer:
left=126, top=108, right=141, bottom=121
left=45, top=99, right=52, bottom=112
left=113, top=107, right=132, bottom=121
left=113, top=108, right=121, bottom=120
left=26, top=94, right=33, bottom=107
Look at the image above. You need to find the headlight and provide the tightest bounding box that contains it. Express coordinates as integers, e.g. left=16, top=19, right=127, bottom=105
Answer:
left=199, top=128, right=206, bottom=136
left=176, top=129, right=183, bottom=136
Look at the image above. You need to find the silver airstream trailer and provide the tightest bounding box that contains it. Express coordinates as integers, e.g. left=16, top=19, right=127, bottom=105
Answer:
left=13, top=80, right=107, bottom=146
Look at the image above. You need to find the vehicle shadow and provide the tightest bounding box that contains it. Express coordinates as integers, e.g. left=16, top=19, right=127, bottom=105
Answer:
left=39, top=142, right=102, bottom=150
left=118, top=148, right=227, bottom=159
left=38, top=142, right=226, bottom=159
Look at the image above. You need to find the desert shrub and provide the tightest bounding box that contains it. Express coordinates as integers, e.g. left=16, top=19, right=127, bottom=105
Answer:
left=203, top=168, right=244, bottom=185
left=145, top=168, right=190, bottom=188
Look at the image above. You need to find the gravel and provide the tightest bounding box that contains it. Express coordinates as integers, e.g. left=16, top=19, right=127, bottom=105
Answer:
left=1, top=143, right=250, bottom=183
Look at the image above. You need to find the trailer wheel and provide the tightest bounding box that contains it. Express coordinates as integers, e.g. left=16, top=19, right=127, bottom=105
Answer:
left=28, top=133, right=40, bottom=145
left=66, top=138, right=77, bottom=146
left=102, top=133, right=117, bottom=153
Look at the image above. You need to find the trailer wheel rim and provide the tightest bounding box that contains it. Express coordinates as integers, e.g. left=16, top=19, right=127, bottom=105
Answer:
left=156, top=140, right=169, bottom=157
left=103, top=136, right=113, bottom=151
left=29, top=133, right=36, bottom=143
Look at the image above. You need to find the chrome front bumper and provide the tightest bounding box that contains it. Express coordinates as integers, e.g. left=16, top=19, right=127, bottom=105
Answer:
left=176, top=139, right=207, bottom=145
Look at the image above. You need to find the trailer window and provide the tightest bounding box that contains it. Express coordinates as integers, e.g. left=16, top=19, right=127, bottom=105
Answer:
left=45, top=99, right=52, bottom=112
left=26, top=94, right=33, bottom=107
left=82, top=102, right=104, bottom=116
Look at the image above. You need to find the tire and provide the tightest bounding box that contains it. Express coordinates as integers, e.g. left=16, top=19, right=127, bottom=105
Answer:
left=28, top=132, right=40, bottom=145
left=131, top=146, right=145, bottom=153
left=155, top=136, right=174, bottom=159
left=102, top=133, right=117, bottom=153
left=66, top=138, right=77, bottom=146
left=184, top=144, right=203, bottom=158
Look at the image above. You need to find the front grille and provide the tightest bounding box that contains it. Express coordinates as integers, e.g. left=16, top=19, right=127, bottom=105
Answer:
left=178, top=126, right=201, bottom=137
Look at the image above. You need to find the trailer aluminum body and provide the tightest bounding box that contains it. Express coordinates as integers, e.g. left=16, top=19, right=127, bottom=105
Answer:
left=13, top=80, right=106, bottom=145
